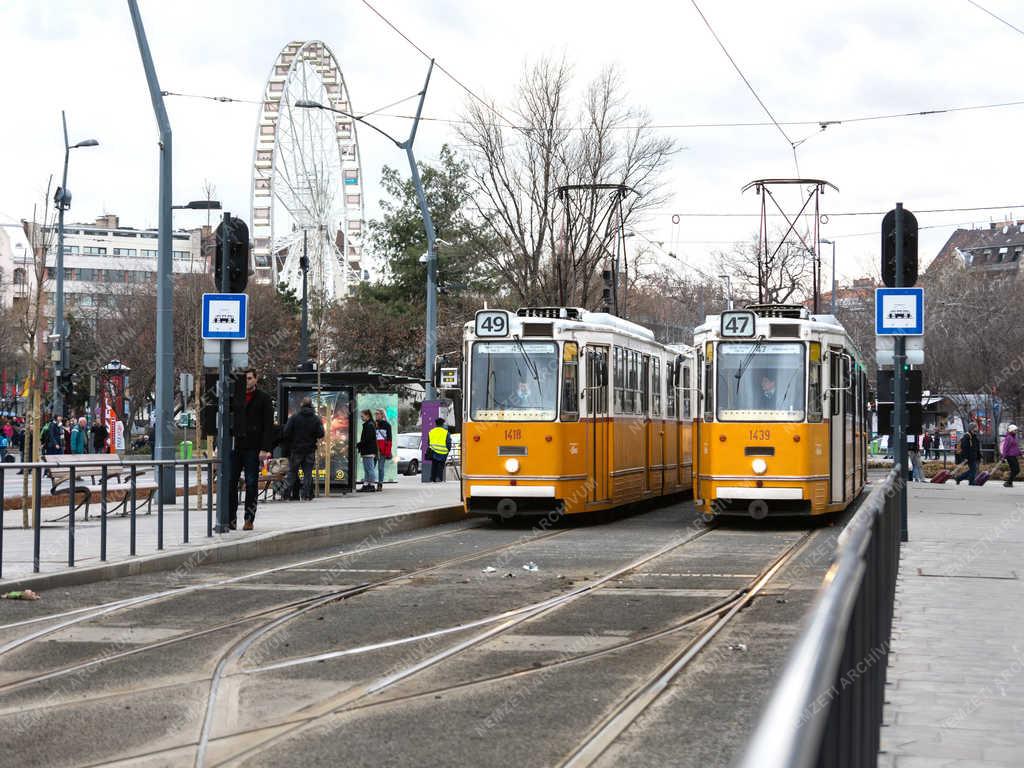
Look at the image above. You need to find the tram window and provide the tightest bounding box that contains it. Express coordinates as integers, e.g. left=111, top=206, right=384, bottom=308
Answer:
left=808, top=342, right=823, bottom=423
left=469, top=340, right=559, bottom=421
left=830, top=352, right=841, bottom=416
left=703, top=354, right=714, bottom=422
left=641, top=355, right=651, bottom=415
left=667, top=361, right=677, bottom=419
left=651, top=358, right=662, bottom=417
left=683, top=364, right=692, bottom=420
left=844, top=359, right=853, bottom=415
left=716, top=342, right=805, bottom=422
left=561, top=342, right=579, bottom=422
left=613, top=347, right=625, bottom=414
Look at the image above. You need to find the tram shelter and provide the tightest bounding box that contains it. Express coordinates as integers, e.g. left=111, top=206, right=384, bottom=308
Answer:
left=276, top=371, right=424, bottom=492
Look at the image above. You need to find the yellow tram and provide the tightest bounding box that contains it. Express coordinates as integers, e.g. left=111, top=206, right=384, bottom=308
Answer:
left=693, top=305, right=868, bottom=520
left=461, top=307, right=696, bottom=518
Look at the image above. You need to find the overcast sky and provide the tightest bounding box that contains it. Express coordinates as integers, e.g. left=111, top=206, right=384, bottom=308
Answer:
left=3, top=0, right=1023, bottom=287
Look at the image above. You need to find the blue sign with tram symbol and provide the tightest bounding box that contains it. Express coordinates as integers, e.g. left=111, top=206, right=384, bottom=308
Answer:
left=202, top=293, right=248, bottom=339
left=875, top=287, right=923, bottom=336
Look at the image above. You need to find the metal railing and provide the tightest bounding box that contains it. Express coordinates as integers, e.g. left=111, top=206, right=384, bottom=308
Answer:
left=0, top=457, right=216, bottom=578
left=735, top=467, right=901, bottom=768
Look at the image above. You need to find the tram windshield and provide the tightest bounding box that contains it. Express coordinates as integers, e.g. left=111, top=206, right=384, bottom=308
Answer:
left=470, top=341, right=559, bottom=421
left=716, top=341, right=805, bottom=421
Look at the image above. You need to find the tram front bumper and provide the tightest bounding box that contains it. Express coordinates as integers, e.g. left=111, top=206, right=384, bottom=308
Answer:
left=713, top=486, right=803, bottom=500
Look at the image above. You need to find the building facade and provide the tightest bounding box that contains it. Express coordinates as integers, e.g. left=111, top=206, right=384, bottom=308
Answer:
left=10, top=214, right=208, bottom=322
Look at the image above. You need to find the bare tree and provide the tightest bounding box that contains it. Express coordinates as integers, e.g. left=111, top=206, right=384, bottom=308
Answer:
left=457, top=58, right=676, bottom=308
left=18, top=182, right=58, bottom=526
left=716, top=233, right=814, bottom=306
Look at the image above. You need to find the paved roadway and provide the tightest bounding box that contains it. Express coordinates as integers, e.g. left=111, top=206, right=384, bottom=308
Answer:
left=0, top=496, right=847, bottom=768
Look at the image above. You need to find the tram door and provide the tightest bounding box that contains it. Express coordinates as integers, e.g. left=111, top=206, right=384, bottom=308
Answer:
left=585, top=347, right=611, bottom=504
left=828, top=348, right=846, bottom=505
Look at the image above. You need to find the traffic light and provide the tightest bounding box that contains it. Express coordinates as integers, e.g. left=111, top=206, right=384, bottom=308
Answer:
left=881, top=208, right=918, bottom=287
left=601, top=268, right=615, bottom=311
left=214, top=217, right=250, bottom=293
left=876, top=369, right=922, bottom=402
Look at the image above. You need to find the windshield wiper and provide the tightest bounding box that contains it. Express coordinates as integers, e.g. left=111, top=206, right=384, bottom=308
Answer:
left=511, top=335, right=542, bottom=396
left=734, top=336, right=766, bottom=394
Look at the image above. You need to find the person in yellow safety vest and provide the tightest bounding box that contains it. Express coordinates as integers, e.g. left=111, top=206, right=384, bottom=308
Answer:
left=426, top=417, right=452, bottom=483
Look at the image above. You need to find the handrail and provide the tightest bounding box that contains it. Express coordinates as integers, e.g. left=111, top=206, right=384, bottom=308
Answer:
left=735, top=467, right=901, bottom=768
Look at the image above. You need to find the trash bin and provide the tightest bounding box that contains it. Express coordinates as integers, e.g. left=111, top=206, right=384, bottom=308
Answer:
left=179, top=440, right=193, bottom=460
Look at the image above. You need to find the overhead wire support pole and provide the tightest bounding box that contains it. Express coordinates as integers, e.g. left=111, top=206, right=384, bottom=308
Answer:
left=294, top=59, right=437, bottom=398
left=128, top=0, right=175, bottom=504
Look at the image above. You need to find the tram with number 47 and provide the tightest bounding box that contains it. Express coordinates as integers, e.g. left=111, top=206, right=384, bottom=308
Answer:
left=461, top=307, right=697, bottom=519
left=693, top=304, right=868, bottom=521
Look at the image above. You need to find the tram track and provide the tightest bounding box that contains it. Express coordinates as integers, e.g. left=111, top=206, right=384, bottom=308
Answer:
left=0, top=523, right=570, bottom=702
left=79, top=525, right=810, bottom=768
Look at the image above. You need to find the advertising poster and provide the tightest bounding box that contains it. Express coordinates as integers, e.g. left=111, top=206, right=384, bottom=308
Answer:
left=285, top=388, right=352, bottom=489
left=355, top=393, right=399, bottom=484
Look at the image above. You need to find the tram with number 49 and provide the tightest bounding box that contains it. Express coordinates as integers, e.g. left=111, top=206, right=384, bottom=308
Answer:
left=693, top=304, right=868, bottom=520
left=461, top=307, right=697, bottom=518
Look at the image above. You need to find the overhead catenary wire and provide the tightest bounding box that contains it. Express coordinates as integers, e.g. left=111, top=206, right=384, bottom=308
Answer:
left=689, top=0, right=801, bottom=174
left=655, top=203, right=1024, bottom=218
left=967, top=0, right=1024, bottom=37
left=359, top=0, right=517, bottom=130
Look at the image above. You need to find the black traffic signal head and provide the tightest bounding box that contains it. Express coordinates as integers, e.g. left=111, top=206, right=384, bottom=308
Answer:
left=881, top=208, right=918, bottom=287
left=214, top=217, right=251, bottom=293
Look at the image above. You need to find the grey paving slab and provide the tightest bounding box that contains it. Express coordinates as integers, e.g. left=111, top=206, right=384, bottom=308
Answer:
left=881, top=481, right=1024, bottom=766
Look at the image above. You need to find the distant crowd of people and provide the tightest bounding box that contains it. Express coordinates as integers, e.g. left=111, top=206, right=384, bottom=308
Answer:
left=37, top=414, right=110, bottom=456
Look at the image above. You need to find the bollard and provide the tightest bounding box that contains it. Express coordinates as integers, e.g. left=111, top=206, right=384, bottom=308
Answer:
left=100, top=465, right=108, bottom=562
left=32, top=467, right=41, bottom=573
left=182, top=461, right=188, bottom=544
left=0, top=468, right=5, bottom=579
left=157, top=462, right=164, bottom=551
left=130, top=464, right=137, bottom=557
left=68, top=466, right=76, bottom=567
left=206, top=460, right=213, bottom=538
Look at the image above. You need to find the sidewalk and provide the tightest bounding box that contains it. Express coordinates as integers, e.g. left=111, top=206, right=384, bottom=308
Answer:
left=0, top=475, right=463, bottom=590
left=881, top=481, right=1024, bottom=766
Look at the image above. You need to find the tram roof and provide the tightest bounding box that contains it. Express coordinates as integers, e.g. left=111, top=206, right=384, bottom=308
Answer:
left=694, top=312, right=846, bottom=337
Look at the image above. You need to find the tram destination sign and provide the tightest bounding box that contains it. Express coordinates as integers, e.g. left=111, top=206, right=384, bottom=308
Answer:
left=720, top=310, right=756, bottom=338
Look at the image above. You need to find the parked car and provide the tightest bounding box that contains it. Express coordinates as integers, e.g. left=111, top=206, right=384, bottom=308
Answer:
left=395, top=432, right=421, bottom=476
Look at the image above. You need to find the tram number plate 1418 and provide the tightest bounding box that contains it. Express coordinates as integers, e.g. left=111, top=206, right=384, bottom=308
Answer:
left=476, top=310, right=509, bottom=337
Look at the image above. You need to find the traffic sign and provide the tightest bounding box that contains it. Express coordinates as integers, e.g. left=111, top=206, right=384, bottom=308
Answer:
left=875, top=287, right=923, bottom=336
left=881, top=208, right=918, bottom=287
left=202, top=293, right=248, bottom=340
left=876, top=335, right=924, bottom=366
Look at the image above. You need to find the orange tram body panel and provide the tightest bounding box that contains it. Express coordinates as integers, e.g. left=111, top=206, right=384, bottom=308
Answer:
left=693, top=305, right=868, bottom=519
left=461, top=307, right=696, bottom=517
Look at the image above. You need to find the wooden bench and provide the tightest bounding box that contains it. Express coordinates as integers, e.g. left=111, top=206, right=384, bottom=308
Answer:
left=44, top=454, right=158, bottom=521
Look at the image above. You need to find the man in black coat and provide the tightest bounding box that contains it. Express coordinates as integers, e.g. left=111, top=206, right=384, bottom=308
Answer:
left=231, top=368, right=275, bottom=530
left=282, top=397, right=324, bottom=501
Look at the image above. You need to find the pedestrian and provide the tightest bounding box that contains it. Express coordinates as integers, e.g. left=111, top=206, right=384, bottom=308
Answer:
left=956, top=423, right=982, bottom=485
left=374, top=408, right=393, bottom=492
left=229, top=368, right=275, bottom=530
left=281, top=396, right=324, bottom=501
left=426, top=417, right=451, bottom=483
left=71, top=416, right=87, bottom=454
left=921, top=431, right=932, bottom=460
left=1001, top=424, right=1020, bottom=488
left=908, top=435, right=924, bottom=482
left=2, top=419, right=13, bottom=444
left=357, top=409, right=378, bottom=492
left=90, top=418, right=109, bottom=454
left=43, top=414, right=62, bottom=457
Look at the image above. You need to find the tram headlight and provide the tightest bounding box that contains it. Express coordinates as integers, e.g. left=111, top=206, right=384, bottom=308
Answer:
left=505, top=458, right=520, bottom=474
left=751, top=458, right=768, bottom=475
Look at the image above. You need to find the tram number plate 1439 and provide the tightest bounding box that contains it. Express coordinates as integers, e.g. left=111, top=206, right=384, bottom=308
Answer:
left=749, top=429, right=771, bottom=440
left=476, top=310, right=509, bottom=337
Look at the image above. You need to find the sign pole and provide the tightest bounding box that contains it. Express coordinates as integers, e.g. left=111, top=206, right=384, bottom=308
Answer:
left=216, top=212, right=232, bottom=533
left=894, top=203, right=908, bottom=542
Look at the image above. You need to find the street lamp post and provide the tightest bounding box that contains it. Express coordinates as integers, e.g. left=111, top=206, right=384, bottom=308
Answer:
left=295, top=59, right=438, bottom=397
left=300, top=230, right=309, bottom=369
left=820, top=238, right=837, bottom=315
left=53, top=111, right=98, bottom=418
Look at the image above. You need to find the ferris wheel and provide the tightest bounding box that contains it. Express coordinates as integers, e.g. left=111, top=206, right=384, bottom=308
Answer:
left=250, top=40, right=365, bottom=301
